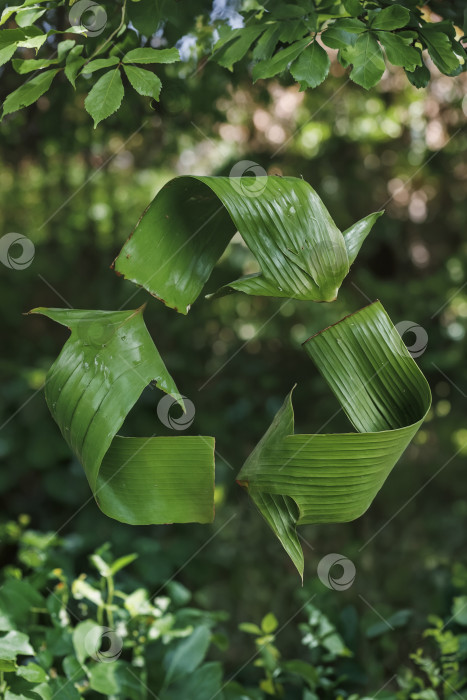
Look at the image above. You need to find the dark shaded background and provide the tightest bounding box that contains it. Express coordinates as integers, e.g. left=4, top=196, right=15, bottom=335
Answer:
left=1, top=52, right=466, bottom=690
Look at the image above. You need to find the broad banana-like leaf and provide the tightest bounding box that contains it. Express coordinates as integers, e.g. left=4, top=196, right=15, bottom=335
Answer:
left=113, top=176, right=382, bottom=314
left=29, top=306, right=215, bottom=525
left=236, top=301, right=431, bottom=579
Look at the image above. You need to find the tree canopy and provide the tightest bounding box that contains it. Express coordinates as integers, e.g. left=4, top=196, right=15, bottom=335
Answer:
left=0, top=0, right=466, bottom=126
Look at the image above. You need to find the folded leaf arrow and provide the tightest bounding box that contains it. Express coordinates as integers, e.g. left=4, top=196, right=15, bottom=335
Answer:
left=29, top=306, right=215, bottom=524
left=113, top=175, right=382, bottom=314
left=236, top=301, right=431, bottom=579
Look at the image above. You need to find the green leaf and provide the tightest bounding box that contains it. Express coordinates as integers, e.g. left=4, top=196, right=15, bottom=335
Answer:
left=451, top=597, right=467, bottom=626
left=0, top=28, right=27, bottom=45
left=163, top=626, right=211, bottom=686
left=16, top=662, right=48, bottom=683
left=331, top=17, right=366, bottom=33
left=30, top=306, right=215, bottom=525
left=252, top=24, right=281, bottom=62
left=238, top=622, right=263, bottom=635
left=377, top=31, right=422, bottom=72
left=343, top=0, right=362, bottom=15
left=81, top=56, right=120, bottom=75
left=64, top=44, right=85, bottom=87
left=236, top=301, right=431, bottom=577
left=0, top=631, right=34, bottom=666
left=349, top=32, right=386, bottom=90
left=123, top=47, right=180, bottom=65
left=406, top=61, right=430, bottom=88
left=123, top=64, right=162, bottom=100
left=57, top=39, right=75, bottom=61
left=72, top=578, right=104, bottom=607
left=252, top=37, right=311, bottom=81
left=89, top=553, right=111, bottom=577
left=282, top=660, right=319, bottom=689
left=63, top=655, right=86, bottom=683
left=2, top=69, right=58, bottom=118
left=342, top=211, right=384, bottom=265
left=72, top=620, right=102, bottom=665
left=321, top=26, right=358, bottom=51
left=128, top=0, right=166, bottom=35
left=0, top=43, right=17, bottom=67
left=290, top=40, right=330, bottom=90
left=366, top=609, right=412, bottom=638
left=113, top=176, right=380, bottom=313
left=419, top=27, right=461, bottom=75
left=15, top=7, right=46, bottom=26
left=16, top=28, right=47, bottom=51
left=84, top=68, right=124, bottom=128
left=49, top=677, right=80, bottom=700
left=89, top=661, right=122, bottom=695
left=261, top=613, right=278, bottom=634
left=12, top=57, right=59, bottom=74
left=160, top=662, right=222, bottom=700
left=109, top=552, right=138, bottom=575
left=0, top=579, right=44, bottom=632
left=369, top=4, right=410, bottom=30
left=214, top=25, right=266, bottom=70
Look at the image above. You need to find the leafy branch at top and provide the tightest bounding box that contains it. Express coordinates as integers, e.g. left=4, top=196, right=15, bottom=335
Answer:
left=0, top=0, right=465, bottom=126
left=215, top=0, right=466, bottom=91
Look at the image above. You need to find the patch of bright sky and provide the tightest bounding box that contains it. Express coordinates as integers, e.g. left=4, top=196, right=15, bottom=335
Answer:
left=177, top=0, right=244, bottom=61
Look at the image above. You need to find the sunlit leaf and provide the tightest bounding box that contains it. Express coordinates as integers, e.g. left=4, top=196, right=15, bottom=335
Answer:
left=84, top=68, right=124, bottom=128
left=2, top=69, right=58, bottom=118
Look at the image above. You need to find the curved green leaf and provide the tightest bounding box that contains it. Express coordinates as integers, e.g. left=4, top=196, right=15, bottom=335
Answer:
left=236, top=301, right=431, bottom=578
left=113, top=176, right=381, bottom=314
left=29, top=306, right=215, bottom=525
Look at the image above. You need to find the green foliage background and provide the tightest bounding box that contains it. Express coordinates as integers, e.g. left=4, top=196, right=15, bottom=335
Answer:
left=0, top=2, right=467, bottom=695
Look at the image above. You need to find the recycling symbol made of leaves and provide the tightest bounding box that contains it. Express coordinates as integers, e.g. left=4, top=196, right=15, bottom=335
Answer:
left=33, top=175, right=431, bottom=578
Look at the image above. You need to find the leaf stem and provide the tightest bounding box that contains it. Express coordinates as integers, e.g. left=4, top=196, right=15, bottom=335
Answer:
left=88, top=0, right=127, bottom=63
